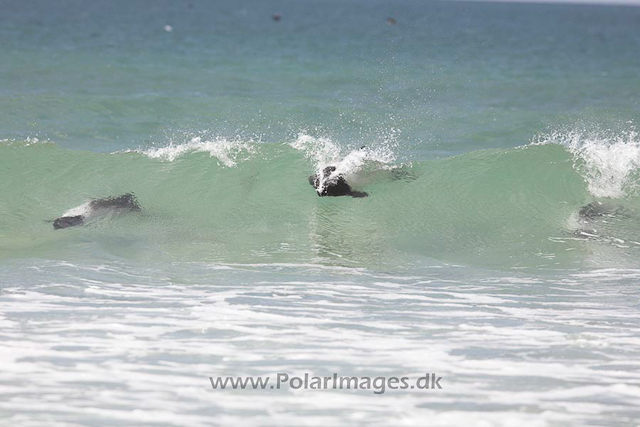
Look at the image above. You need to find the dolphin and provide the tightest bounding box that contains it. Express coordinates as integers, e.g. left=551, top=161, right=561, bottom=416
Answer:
left=308, top=166, right=368, bottom=198
left=52, top=193, right=141, bottom=230
left=578, top=201, right=627, bottom=220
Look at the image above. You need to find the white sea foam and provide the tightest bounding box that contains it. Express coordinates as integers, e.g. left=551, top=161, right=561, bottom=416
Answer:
left=1, top=260, right=640, bottom=426
left=533, top=129, right=640, bottom=198
left=138, top=136, right=255, bottom=166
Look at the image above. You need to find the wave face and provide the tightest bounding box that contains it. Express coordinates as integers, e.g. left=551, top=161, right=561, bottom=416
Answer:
left=3, top=133, right=640, bottom=269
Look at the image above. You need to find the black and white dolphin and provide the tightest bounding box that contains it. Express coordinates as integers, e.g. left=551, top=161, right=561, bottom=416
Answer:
left=308, top=166, right=368, bottom=198
left=52, top=193, right=141, bottom=230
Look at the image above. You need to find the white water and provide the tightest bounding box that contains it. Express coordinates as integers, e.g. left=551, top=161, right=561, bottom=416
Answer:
left=1, top=260, right=639, bottom=426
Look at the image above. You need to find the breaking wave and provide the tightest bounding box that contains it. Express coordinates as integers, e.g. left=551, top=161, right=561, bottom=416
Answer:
left=533, top=129, right=640, bottom=198
left=2, top=129, right=640, bottom=268
left=133, top=136, right=255, bottom=166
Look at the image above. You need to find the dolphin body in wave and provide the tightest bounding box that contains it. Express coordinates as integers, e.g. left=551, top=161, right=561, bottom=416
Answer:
left=308, top=166, right=369, bottom=198
left=578, top=201, right=627, bottom=220
left=568, top=201, right=637, bottom=244
left=52, top=193, right=141, bottom=230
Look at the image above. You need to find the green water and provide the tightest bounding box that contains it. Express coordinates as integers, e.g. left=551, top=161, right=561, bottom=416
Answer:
left=4, top=139, right=640, bottom=269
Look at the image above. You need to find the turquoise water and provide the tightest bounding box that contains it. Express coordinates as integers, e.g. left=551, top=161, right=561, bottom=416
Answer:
left=2, top=1, right=640, bottom=425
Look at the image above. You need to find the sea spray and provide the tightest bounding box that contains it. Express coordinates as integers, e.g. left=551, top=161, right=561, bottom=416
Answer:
left=290, top=133, right=398, bottom=191
left=137, top=136, right=256, bottom=166
left=533, top=129, right=640, bottom=199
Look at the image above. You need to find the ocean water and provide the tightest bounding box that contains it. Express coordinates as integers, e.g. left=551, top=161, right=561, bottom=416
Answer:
left=2, top=0, right=640, bottom=425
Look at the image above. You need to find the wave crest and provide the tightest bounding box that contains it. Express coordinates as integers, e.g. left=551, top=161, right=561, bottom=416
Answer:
left=137, top=136, right=255, bottom=166
left=533, top=129, right=640, bottom=198
left=290, top=133, right=397, bottom=175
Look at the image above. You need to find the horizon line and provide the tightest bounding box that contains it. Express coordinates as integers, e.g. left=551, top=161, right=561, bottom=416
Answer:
left=444, top=0, right=640, bottom=6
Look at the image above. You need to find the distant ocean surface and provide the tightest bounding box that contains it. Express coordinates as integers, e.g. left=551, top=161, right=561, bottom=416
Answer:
left=2, top=1, right=640, bottom=425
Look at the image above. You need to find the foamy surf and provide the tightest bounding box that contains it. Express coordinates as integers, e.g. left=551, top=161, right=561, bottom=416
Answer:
left=2, top=260, right=640, bottom=427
